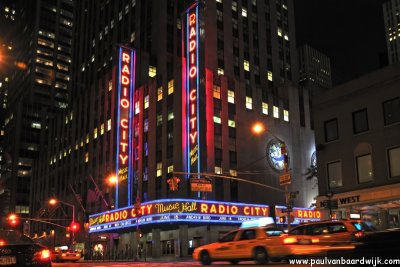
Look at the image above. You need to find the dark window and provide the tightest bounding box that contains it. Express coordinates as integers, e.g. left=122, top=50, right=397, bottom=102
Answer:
left=324, top=118, right=338, bottom=142
left=353, top=109, right=369, bottom=134
left=239, top=229, right=256, bottom=240
left=219, top=231, right=238, bottom=242
left=383, top=97, right=400, bottom=125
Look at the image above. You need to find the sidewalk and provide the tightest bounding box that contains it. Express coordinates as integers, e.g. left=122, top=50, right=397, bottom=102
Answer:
left=81, top=256, right=194, bottom=263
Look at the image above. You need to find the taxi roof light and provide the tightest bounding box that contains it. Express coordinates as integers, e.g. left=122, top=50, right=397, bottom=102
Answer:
left=240, top=217, right=275, bottom=228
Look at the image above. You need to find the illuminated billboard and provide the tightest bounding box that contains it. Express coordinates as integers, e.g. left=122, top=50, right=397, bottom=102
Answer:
left=183, top=3, right=201, bottom=177
left=88, top=199, right=270, bottom=233
left=115, top=46, right=135, bottom=208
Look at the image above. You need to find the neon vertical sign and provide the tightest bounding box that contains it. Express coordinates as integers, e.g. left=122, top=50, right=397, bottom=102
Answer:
left=185, top=4, right=201, bottom=177
left=116, top=46, right=135, bottom=208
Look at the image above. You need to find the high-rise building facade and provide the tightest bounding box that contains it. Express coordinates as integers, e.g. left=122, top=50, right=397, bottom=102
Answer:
left=383, top=0, right=400, bottom=64
left=0, top=0, right=74, bottom=221
left=31, top=0, right=318, bottom=257
left=298, top=44, right=332, bottom=90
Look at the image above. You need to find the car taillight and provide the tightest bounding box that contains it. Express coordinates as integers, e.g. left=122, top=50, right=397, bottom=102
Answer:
left=353, top=231, right=364, bottom=238
left=283, top=237, right=298, bottom=244
left=311, top=238, right=320, bottom=244
left=0, top=239, right=6, bottom=246
left=35, top=249, right=51, bottom=261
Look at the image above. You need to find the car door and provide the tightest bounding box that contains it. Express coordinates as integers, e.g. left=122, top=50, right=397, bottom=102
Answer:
left=234, top=229, right=257, bottom=258
left=213, top=230, right=239, bottom=259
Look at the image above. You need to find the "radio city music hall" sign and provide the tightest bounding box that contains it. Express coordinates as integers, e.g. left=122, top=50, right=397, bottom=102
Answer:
left=88, top=199, right=270, bottom=228
left=115, top=46, right=135, bottom=208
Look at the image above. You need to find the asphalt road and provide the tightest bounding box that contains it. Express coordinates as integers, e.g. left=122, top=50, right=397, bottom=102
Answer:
left=52, top=261, right=313, bottom=267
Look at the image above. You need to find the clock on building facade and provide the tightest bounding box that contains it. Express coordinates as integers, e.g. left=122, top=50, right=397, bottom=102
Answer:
left=266, top=139, right=287, bottom=171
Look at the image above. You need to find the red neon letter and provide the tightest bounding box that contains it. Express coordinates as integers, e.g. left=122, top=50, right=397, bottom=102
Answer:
left=190, top=117, right=197, bottom=129
left=189, top=27, right=196, bottom=39
left=189, top=89, right=197, bottom=101
left=189, top=66, right=197, bottom=78
left=122, top=52, right=130, bottom=63
left=121, top=99, right=130, bottom=108
left=189, top=40, right=196, bottom=52
left=121, top=75, right=130, bottom=85
left=122, top=65, right=130, bottom=75
left=120, top=142, right=128, bottom=152
left=121, top=119, right=128, bottom=128
left=190, top=132, right=197, bottom=143
left=120, top=154, right=128, bottom=164
left=189, top=13, right=196, bottom=26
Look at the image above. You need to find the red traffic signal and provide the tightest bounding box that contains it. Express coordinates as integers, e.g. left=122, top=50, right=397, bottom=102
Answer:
left=70, top=222, right=80, bottom=232
left=7, top=214, right=19, bottom=227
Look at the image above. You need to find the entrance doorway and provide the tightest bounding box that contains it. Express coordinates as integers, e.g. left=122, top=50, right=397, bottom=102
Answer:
left=161, top=240, right=175, bottom=255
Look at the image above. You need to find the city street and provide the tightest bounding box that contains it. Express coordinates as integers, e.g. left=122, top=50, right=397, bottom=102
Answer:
left=52, top=261, right=312, bottom=267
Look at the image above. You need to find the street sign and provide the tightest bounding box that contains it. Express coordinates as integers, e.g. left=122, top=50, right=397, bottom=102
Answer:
left=279, top=173, right=291, bottom=186
left=190, top=178, right=212, bottom=192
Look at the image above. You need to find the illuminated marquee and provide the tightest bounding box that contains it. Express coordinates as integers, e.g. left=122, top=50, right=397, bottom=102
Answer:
left=275, top=206, right=322, bottom=225
left=88, top=199, right=270, bottom=232
left=115, top=46, right=135, bottom=208
left=184, top=4, right=201, bottom=174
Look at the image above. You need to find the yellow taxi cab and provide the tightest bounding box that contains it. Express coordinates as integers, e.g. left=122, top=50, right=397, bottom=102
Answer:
left=192, top=217, right=324, bottom=265
left=52, top=249, right=81, bottom=262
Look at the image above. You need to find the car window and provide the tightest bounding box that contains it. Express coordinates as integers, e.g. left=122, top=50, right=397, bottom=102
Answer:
left=289, top=226, right=305, bottom=235
left=265, top=228, right=282, bottom=236
left=238, top=229, right=256, bottom=240
left=327, top=223, right=347, bottom=233
left=219, top=231, right=238, bottom=242
left=306, top=224, right=329, bottom=235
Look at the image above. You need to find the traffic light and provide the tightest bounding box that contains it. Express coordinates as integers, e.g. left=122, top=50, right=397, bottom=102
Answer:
left=70, top=222, right=80, bottom=232
left=7, top=214, right=19, bottom=227
left=279, top=216, right=286, bottom=223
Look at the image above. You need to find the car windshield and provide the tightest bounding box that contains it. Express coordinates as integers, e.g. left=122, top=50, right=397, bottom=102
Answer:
left=0, top=230, right=35, bottom=245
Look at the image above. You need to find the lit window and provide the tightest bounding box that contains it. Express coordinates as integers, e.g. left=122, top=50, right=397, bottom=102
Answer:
left=168, top=112, right=174, bottom=120
left=107, top=119, right=112, bottom=131
left=100, top=123, right=104, bottom=135
left=213, top=85, right=221, bottom=99
left=130, top=32, right=135, bottom=42
left=218, top=68, right=224, bottom=75
left=232, top=1, right=237, bottom=11
left=168, top=165, right=174, bottom=173
left=213, top=116, right=221, bottom=124
left=267, top=71, right=273, bottom=81
left=144, top=119, right=149, bottom=132
left=244, top=60, right=250, bottom=71
left=119, top=11, right=122, bottom=20
left=283, top=109, right=289, bottom=122
left=273, top=106, right=279, bottom=118
left=31, top=122, right=41, bottom=129
left=284, top=34, right=289, bottom=41
left=86, top=134, right=89, bottom=144
left=228, top=90, right=235, bottom=103
left=216, top=0, right=222, bottom=3
left=168, top=80, right=174, bottom=95
left=94, top=128, right=98, bottom=139
left=149, top=66, right=157, bottom=77
left=215, top=166, right=222, bottom=174
left=356, top=154, right=373, bottom=183
left=246, top=96, right=253, bottom=110
left=277, top=27, right=283, bottom=37
left=157, top=114, right=163, bottom=126
left=262, top=102, right=269, bottom=115
left=229, top=169, right=237, bottom=176
left=85, top=152, right=89, bottom=163
left=157, top=87, right=163, bottom=101
left=91, top=55, right=95, bottom=62
left=144, top=95, right=149, bottom=109
left=156, top=162, right=162, bottom=177
left=228, top=120, right=236, bottom=127
left=135, top=101, right=140, bottom=114
left=328, top=161, right=343, bottom=188
left=108, top=80, right=112, bottom=91
left=242, top=8, right=247, bottom=17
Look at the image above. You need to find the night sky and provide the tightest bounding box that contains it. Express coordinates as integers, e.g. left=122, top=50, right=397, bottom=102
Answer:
left=294, top=0, right=387, bottom=86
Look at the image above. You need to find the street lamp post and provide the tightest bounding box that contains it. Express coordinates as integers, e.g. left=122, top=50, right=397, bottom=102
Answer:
left=252, top=122, right=293, bottom=230
left=49, top=198, right=76, bottom=251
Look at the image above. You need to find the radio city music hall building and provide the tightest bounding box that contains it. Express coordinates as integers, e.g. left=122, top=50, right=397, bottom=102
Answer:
left=30, top=0, right=318, bottom=257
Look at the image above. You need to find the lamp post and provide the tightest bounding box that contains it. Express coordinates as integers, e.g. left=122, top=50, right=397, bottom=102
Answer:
left=252, top=122, right=293, bottom=230
left=49, top=198, right=76, bottom=251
